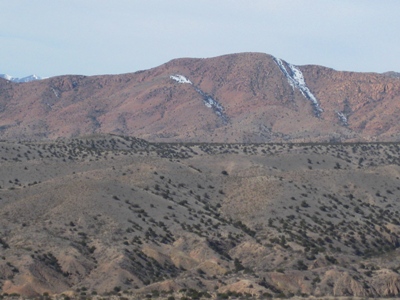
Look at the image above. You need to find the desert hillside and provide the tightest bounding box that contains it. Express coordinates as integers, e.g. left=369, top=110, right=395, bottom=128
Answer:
left=1, top=53, right=400, bottom=143
left=1, top=135, right=400, bottom=298
left=2, top=53, right=400, bottom=299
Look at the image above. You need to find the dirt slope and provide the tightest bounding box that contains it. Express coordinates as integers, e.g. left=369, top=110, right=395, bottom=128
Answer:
left=1, top=135, right=400, bottom=298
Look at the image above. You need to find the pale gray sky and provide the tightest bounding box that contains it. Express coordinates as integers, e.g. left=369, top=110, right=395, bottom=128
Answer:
left=1, top=0, right=399, bottom=78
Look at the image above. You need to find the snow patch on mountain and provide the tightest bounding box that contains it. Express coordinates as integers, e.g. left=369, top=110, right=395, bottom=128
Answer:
left=52, top=88, right=60, bottom=99
left=0, top=74, right=13, bottom=81
left=170, top=74, right=192, bottom=84
left=0, top=74, right=43, bottom=83
left=274, top=58, right=295, bottom=89
left=170, top=74, right=228, bottom=123
left=195, top=87, right=228, bottom=123
left=273, top=57, right=323, bottom=117
left=336, top=111, right=348, bottom=126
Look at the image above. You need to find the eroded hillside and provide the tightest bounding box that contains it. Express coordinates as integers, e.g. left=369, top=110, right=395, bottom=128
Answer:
left=1, top=136, right=400, bottom=298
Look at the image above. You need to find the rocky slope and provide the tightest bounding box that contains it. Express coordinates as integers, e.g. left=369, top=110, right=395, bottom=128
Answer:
left=1, top=135, right=400, bottom=298
left=1, top=52, right=400, bottom=143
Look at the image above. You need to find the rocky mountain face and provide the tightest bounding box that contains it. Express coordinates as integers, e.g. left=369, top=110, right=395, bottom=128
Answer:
left=1, top=52, right=400, bottom=143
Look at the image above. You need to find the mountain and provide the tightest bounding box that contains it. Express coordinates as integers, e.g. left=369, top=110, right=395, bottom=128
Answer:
left=1, top=135, right=400, bottom=298
left=383, top=71, right=400, bottom=79
left=3, top=53, right=400, bottom=299
left=0, top=74, right=43, bottom=83
left=0, top=52, right=399, bottom=143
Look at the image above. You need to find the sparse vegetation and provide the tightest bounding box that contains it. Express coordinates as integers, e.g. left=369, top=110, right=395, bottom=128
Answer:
left=2, top=137, right=400, bottom=298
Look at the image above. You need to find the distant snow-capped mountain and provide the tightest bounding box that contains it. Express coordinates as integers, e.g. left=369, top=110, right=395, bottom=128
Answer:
left=0, top=74, right=43, bottom=83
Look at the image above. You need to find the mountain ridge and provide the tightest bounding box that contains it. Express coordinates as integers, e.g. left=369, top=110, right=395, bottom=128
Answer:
left=0, top=74, right=43, bottom=83
left=1, top=52, right=400, bottom=143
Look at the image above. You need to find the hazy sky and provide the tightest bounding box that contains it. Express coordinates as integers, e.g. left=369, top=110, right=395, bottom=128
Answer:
left=1, top=0, right=399, bottom=78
